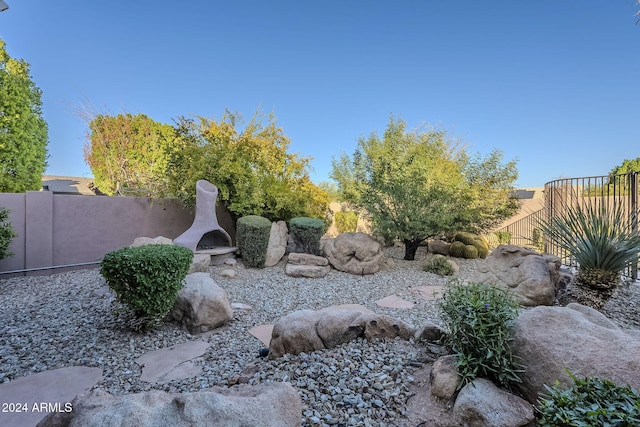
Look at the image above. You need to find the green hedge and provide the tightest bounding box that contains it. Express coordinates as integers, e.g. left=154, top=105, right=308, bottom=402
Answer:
left=100, top=244, right=193, bottom=329
left=0, top=207, right=16, bottom=261
left=289, top=217, right=325, bottom=255
left=237, top=215, right=272, bottom=268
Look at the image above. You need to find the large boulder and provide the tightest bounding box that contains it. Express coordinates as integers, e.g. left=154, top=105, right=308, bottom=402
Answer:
left=265, top=221, right=288, bottom=267
left=37, top=382, right=301, bottom=427
left=268, top=305, right=416, bottom=359
left=323, top=232, right=384, bottom=275
left=472, top=244, right=559, bottom=306
left=170, top=273, right=233, bottom=334
left=453, top=378, right=535, bottom=427
left=512, top=303, right=640, bottom=403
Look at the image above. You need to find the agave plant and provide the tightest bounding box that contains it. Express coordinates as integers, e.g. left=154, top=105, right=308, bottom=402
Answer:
left=538, top=201, right=640, bottom=309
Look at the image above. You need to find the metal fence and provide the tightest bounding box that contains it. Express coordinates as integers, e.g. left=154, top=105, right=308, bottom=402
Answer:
left=494, top=172, right=639, bottom=280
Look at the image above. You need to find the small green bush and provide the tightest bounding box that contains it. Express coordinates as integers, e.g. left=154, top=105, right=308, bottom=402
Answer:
left=463, top=244, right=479, bottom=259
left=423, top=256, right=455, bottom=276
left=531, top=227, right=544, bottom=253
left=438, top=281, right=524, bottom=391
left=100, top=244, right=193, bottom=330
left=334, top=210, right=358, bottom=234
left=537, top=371, right=640, bottom=426
left=236, top=215, right=272, bottom=268
left=449, top=241, right=467, bottom=258
left=0, top=207, right=16, bottom=261
left=495, top=231, right=512, bottom=245
left=289, top=216, right=325, bottom=255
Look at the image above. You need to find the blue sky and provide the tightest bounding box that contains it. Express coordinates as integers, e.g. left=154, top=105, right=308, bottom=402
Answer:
left=1, top=1, right=638, bottom=188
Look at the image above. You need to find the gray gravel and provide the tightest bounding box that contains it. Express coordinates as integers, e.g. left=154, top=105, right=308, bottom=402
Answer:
left=1, top=245, right=638, bottom=426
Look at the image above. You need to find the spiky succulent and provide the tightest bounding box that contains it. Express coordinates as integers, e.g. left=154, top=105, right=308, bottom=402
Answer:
left=538, top=201, right=640, bottom=307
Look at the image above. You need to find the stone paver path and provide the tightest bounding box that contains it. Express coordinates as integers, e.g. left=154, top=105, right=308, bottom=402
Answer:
left=0, top=366, right=102, bottom=427
left=414, top=285, right=445, bottom=301
left=375, top=294, right=416, bottom=309
left=135, top=340, right=209, bottom=383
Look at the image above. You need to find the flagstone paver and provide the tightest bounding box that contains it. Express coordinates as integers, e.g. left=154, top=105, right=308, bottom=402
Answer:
left=375, top=295, right=416, bottom=309
left=414, top=285, right=445, bottom=301
left=248, top=324, right=274, bottom=347
left=135, top=340, right=209, bottom=383
left=0, top=366, right=102, bottom=427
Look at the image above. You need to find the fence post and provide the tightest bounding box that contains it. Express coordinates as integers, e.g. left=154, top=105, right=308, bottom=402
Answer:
left=631, top=172, right=638, bottom=280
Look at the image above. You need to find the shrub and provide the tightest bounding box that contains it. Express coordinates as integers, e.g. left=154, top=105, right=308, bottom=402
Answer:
left=537, top=371, right=640, bottom=426
left=438, top=281, right=524, bottom=391
left=494, top=231, right=512, bottom=245
left=464, top=244, right=479, bottom=259
left=423, top=256, right=455, bottom=276
left=236, top=215, right=272, bottom=268
left=0, top=207, right=16, bottom=261
left=289, top=216, right=325, bottom=255
left=531, top=227, right=544, bottom=253
left=334, top=210, right=358, bottom=234
left=449, top=241, right=467, bottom=258
left=100, top=244, right=193, bottom=330
left=537, top=202, right=640, bottom=309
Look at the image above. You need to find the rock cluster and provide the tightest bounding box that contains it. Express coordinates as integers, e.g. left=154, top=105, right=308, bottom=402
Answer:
left=285, top=252, right=331, bottom=278
left=268, top=305, right=416, bottom=359
left=37, top=382, right=301, bottom=427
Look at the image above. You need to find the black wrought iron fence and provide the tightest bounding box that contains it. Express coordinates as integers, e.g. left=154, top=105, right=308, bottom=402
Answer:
left=494, top=172, right=639, bottom=280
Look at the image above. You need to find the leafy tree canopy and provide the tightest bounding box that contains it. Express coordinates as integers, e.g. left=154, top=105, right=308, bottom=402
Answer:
left=167, top=110, right=329, bottom=223
left=0, top=38, right=48, bottom=192
left=84, top=113, right=179, bottom=196
left=609, top=157, right=640, bottom=175
left=331, top=116, right=519, bottom=260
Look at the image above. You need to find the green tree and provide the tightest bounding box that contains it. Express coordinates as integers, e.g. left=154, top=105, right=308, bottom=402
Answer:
left=0, top=38, right=48, bottom=192
left=609, top=157, right=640, bottom=175
left=331, top=116, right=518, bottom=260
left=83, top=113, right=178, bottom=196
left=167, top=110, right=329, bottom=222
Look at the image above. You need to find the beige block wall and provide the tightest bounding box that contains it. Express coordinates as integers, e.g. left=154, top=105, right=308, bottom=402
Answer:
left=0, top=192, right=235, bottom=276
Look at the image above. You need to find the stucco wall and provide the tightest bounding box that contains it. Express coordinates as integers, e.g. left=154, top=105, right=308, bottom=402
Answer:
left=0, top=192, right=235, bottom=276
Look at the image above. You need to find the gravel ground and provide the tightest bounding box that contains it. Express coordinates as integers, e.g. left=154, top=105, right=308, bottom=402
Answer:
left=1, top=245, right=639, bottom=426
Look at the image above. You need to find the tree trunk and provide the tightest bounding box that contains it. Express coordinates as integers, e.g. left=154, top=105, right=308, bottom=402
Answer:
left=404, top=238, right=423, bottom=260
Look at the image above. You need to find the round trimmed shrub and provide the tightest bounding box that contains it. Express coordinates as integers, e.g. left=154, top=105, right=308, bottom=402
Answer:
left=100, top=244, right=193, bottom=329
left=237, top=215, right=272, bottom=268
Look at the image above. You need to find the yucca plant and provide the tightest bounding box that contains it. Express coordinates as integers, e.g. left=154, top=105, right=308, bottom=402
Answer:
left=537, top=201, right=640, bottom=309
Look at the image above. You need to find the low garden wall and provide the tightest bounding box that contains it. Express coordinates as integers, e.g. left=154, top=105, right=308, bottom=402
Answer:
left=0, top=191, right=234, bottom=277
